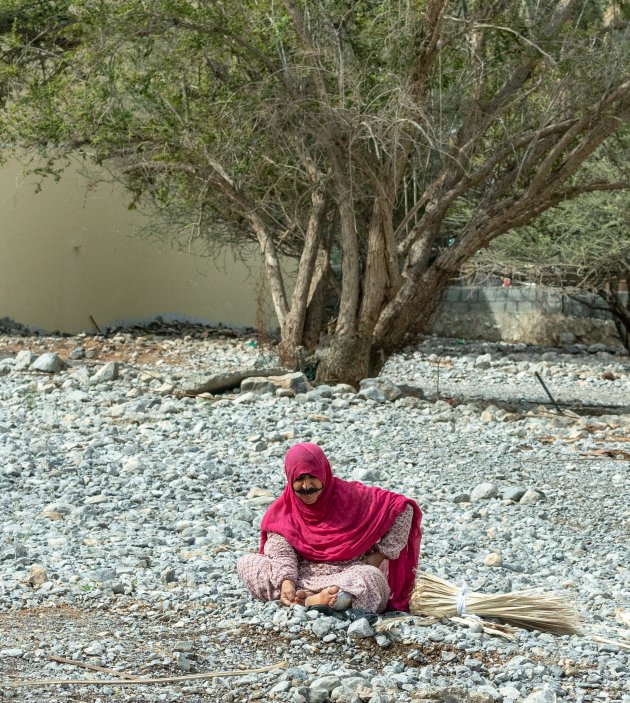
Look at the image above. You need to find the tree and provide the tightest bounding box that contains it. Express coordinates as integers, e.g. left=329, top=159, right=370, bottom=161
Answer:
left=470, top=151, right=630, bottom=351
left=1, top=0, right=629, bottom=385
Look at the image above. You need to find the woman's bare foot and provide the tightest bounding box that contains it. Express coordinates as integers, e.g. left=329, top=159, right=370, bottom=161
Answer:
left=293, top=588, right=314, bottom=606
left=296, top=585, right=341, bottom=608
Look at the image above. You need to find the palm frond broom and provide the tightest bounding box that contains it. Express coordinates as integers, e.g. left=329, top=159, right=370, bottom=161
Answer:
left=410, top=572, right=581, bottom=636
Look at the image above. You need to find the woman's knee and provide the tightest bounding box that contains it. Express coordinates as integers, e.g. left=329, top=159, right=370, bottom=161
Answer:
left=341, top=566, right=389, bottom=612
left=237, top=554, right=264, bottom=587
left=355, top=564, right=389, bottom=587
left=237, top=554, right=279, bottom=601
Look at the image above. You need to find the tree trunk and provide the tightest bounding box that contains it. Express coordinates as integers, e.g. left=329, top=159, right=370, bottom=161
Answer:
left=277, top=267, right=332, bottom=372
left=302, top=248, right=332, bottom=351
left=375, top=230, right=478, bottom=355
left=276, top=190, right=327, bottom=368
left=601, top=283, right=630, bottom=354
left=358, top=198, right=394, bottom=337
left=314, top=238, right=459, bottom=387
left=314, top=332, right=386, bottom=388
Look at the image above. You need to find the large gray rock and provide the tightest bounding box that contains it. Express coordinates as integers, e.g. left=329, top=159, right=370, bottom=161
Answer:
left=240, top=377, right=275, bottom=393
left=519, top=488, right=543, bottom=505
left=14, top=350, right=37, bottom=370
left=0, top=649, right=24, bottom=658
left=175, top=652, right=191, bottom=672
left=304, top=388, right=330, bottom=402
left=470, top=482, right=498, bottom=501
left=347, top=617, right=375, bottom=639
left=92, top=361, right=119, bottom=382
left=30, top=352, right=66, bottom=373
left=311, top=617, right=334, bottom=639
left=67, top=390, right=90, bottom=403
left=269, top=681, right=291, bottom=695
left=84, top=641, right=105, bottom=657
left=87, top=568, right=117, bottom=583
left=452, top=492, right=471, bottom=504
left=68, top=366, right=90, bottom=385
left=267, top=371, right=309, bottom=394
left=333, top=383, right=357, bottom=394
left=2, top=464, right=20, bottom=478
left=359, top=377, right=402, bottom=402
left=375, top=634, right=391, bottom=648
left=310, top=676, right=342, bottom=693
left=339, top=677, right=370, bottom=692
left=502, top=486, right=527, bottom=501
left=358, top=386, right=386, bottom=403
left=331, top=398, right=350, bottom=409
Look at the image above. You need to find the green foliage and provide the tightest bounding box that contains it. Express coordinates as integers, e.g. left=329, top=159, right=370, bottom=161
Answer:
left=474, top=144, right=630, bottom=289
left=2, top=1, right=625, bottom=239
left=478, top=192, right=630, bottom=282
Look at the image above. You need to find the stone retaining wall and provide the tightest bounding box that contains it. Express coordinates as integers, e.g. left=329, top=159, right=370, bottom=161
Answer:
left=431, top=285, right=627, bottom=347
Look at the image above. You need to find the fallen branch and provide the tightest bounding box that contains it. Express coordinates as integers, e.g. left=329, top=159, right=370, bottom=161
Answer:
left=47, top=655, right=142, bottom=680
left=581, top=448, right=630, bottom=461
left=449, top=615, right=517, bottom=641
left=5, top=661, right=286, bottom=688
left=374, top=615, right=439, bottom=633
left=592, top=635, right=630, bottom=651
left=182, top=367, right=289, bottom=396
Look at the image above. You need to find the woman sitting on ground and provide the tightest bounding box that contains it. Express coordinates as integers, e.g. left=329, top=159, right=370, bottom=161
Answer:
left=237, top=443, right=422, bottom=613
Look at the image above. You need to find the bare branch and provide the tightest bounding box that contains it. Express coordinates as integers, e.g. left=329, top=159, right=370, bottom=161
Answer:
left=446, top=19, right=557, bottom=64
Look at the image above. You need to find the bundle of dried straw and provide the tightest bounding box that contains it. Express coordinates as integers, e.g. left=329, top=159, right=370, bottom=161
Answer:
left=410, top=572, right=581, bottom=636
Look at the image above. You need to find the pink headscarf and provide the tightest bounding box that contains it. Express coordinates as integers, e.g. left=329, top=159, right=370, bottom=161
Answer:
left=260, top=443, right=422, bottom=611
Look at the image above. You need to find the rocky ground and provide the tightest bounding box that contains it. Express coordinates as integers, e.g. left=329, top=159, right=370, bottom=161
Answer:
left=0, top=328, right=628, bottom=703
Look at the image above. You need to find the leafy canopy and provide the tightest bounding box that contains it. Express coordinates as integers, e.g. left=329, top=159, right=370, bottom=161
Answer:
left=2, top=0, right=628, bottom=256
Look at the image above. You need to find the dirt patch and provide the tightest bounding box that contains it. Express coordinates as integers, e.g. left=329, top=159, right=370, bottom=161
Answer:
left=0, top=331, right=256, bottom=371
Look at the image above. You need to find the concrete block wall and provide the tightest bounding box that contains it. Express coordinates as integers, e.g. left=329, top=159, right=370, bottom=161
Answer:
left=441, top=286, right=627, bottom=321
left=432, top=285, right=628, bottom=347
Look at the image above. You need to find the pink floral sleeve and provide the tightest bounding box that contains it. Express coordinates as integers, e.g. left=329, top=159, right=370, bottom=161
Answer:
left=375, top=505, right=413, bottom=559
left=264, top=532, right=299, bottom=585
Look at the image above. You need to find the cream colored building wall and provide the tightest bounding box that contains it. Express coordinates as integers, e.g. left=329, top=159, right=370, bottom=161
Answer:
left=0, top=159, right=265, bottom=333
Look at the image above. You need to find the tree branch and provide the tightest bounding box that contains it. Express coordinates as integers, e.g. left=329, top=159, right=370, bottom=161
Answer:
left=528, top=80, right=630, bottom=194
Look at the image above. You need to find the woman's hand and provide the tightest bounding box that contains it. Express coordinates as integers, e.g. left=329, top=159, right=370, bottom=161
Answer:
left=364, top=548, right=386, bottom=568
left=280, top=579, right=298, bottom=606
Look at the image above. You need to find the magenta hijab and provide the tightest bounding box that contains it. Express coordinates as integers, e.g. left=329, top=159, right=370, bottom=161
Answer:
left=260, top=443, right=422, bottom=611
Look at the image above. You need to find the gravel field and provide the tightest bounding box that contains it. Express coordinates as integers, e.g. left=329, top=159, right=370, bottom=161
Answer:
left=0, top=330, right=628, bottom=703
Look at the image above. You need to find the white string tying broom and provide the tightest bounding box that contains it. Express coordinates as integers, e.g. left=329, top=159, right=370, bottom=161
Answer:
left=410, top=572, right=581, bottom=636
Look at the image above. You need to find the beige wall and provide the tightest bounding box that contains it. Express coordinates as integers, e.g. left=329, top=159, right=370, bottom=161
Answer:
left=0, top=159, right=267, bottom=333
